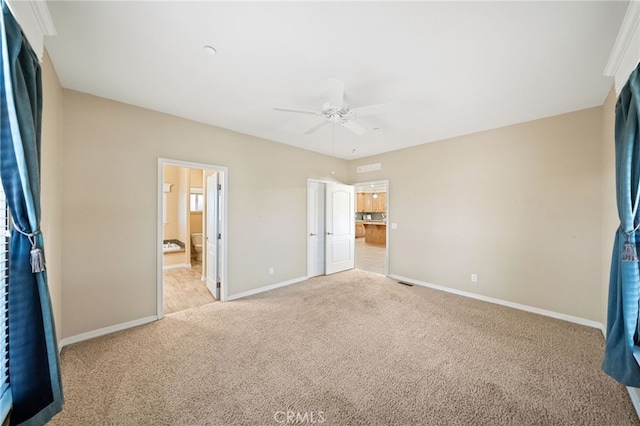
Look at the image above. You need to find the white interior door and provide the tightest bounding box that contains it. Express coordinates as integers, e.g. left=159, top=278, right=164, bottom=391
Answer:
left=325, top=183, right=355, bottom=275
left=206, top=173, right=219, bottom=299
left=307, top=181, right=326, bottom=277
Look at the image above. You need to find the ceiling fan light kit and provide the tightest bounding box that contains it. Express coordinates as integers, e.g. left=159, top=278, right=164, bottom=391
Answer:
left=274, top=78, right=398, bottom=136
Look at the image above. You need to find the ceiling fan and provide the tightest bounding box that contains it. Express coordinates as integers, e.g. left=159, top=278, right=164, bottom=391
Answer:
left=274, top=79, right=399, bottom=136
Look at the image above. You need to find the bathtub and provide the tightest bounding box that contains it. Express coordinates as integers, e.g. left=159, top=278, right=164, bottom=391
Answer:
left=162, top=242, right=183, bottom=253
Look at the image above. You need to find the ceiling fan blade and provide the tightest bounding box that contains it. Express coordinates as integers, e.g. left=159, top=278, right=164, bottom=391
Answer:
left=349, top=102, right=400, bottom=118
left=273, top=107, right=320, bottom=116
left=304, top=120, right=330, bottom=135
left=327, top=79, right=344, bottom=109
left=340, top=119, right=366, bottom=136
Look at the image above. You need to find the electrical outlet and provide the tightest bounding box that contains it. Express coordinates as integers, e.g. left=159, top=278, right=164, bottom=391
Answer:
left=471, top=274, right=478, bottom=283
left=269, top=267, right=274, bottom=275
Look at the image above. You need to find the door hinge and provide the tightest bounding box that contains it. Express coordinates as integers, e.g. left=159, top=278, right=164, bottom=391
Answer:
left=216, top=281, right=221, bottom=289
left=218, top=233, right=221, bottom=240
left=218, top=184, right=222, bottom=190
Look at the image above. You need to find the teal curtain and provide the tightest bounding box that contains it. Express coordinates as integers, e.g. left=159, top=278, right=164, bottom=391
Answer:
left=1, top=3, right=63, bottom=425
left=603, top=62, right=640, bottom=386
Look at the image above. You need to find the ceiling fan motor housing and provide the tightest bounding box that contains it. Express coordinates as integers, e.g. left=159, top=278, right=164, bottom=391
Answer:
left=274, top=79, right=397, bottom=136
left=322, top=102, right=349, bottom=122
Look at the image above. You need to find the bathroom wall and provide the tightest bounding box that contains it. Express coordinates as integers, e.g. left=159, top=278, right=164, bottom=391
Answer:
left=190, top=168, right=204, bottom=235
left=190, top=168, right=204, bottom=187
left=177, top=167, right=190, bottom=262
left=163, top=252, right=186, bottom=268
left=190, top=212, right=203, bottom=234
left=163, top=165, right=179, bottom=240
left=162, top=165, right=190, bottom=267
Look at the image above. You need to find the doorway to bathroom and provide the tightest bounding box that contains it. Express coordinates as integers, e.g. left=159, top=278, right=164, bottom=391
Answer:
left=157, top=158, right=228, bottom=317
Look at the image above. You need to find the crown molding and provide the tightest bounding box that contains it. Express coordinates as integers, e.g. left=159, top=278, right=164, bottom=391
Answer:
left=605, top=1, right=640, bottom=94
left=5, top=0, right=56, bottom=60
left=29, top=0, right=56, bottom=37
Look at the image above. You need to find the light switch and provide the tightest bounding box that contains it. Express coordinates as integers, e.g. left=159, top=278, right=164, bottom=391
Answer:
left=391, top=223, right=398, bottom=229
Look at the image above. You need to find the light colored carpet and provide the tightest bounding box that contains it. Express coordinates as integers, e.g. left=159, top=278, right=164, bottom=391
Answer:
left=50, top=269, right=638, bottom=425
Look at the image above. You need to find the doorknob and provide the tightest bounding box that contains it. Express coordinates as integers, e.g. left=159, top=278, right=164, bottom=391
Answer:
left=327, top=232, right=333, bottom=235
left=310, top=233, right=317, bottom=236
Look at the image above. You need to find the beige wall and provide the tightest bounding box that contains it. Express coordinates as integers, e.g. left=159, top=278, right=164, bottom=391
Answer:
left=190, top=168, right=204, bottom=188
left=42, top=51, right=619, bottom=337
left=601, top=88, right=618, bottom=328
left=162, top=165, right=180, bottom=241
left=40, top=52, right=64, bottom=341
left=177, top=167, right=189, bottom=257
left=61, top=90, right=348, bottom=338
left=351, top=107, right=604, bottom=322
left=163, top=252, right=187, bottom=267
left=190, top=213, right=203, bottom=234
left=189, top=168, right=204, bottom=234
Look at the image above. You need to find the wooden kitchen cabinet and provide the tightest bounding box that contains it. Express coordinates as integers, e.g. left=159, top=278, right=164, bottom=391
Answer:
left=364, top=223, right=386, bottom=245
left=356, top=193, right=364, bottom=213
left=363, top=193, right=373, bottom=212
left=372, top=193, right=386, bottom=212
left=357, top=192, right=386, bottom=213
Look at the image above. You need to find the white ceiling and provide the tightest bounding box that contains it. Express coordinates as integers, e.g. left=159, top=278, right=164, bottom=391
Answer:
left=44, top=1, right=628, bottom=160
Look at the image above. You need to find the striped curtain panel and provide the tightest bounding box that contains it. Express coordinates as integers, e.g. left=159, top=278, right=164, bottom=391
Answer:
left=1, top=3, right=63, bottom=425
left=603, top=62, right=640, bottom=387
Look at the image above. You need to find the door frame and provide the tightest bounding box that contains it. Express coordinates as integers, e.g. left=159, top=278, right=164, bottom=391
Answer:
left=353, top=179, right=390, bottom=277
left=157, top=158, right=229, bottom=318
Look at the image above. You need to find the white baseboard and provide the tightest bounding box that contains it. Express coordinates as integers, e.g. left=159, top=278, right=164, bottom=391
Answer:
left=628, top=387, right=640, bottom=419
left=163, top=263, right=191, bottom=270
left=58, top=315, right=158, bottom=350
left=389, top=274, right=604, bottom=331
left=58, top=276, right=307, bottom=348
left=226, top=276, right=308, bottom=301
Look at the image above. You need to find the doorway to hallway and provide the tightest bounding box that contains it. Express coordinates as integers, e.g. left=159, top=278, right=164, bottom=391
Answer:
left=354, top=180, right=389, bottom=276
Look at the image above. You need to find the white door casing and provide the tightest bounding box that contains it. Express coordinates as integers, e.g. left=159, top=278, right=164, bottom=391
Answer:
left=307, top=181, right=326, bottom=277
left=206, top=173, right=219, bottom=299
left=325, top=183, right=355, bottom=275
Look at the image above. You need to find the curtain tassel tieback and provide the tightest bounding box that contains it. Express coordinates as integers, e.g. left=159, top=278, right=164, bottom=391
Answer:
left=622, top=224, right=640, bottom=262
left=12, top=224, right=46, bottom=273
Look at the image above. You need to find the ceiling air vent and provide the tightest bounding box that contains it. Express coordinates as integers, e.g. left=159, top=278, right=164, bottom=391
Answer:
left=356, top=163, right=382, bottom=174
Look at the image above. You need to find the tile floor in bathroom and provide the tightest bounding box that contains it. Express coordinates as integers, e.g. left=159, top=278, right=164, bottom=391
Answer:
left=163, top=261, right=216, bottom=315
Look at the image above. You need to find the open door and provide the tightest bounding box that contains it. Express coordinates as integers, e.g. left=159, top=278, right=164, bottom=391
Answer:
left=325, top=183, right=355, bottom=275
left=206, top=173, right=219, bottom=299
